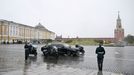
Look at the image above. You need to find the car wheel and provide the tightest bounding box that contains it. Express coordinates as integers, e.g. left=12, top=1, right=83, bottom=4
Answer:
left=55, top=53, right=59, bottom=59
left=44, top=53, right=48, bottom=59
left=81, top=50, right=85, bottom=54
left=76, top=51, right=80, bottom=56
left=45, top=55, right=48, bottom=59
left=34, top=52, right=37, bottom=56
left=67, top=51, right=71, bottom=56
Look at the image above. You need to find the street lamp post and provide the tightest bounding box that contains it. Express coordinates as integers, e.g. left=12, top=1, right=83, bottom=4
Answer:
left=8, top=22, right=10, bottom=44
left=24, top=27, right=25, bottom=43
left=30, top=29, right=31, bottom=42
left=1, top=21, right=3, bottom=44
left=38, top=31, right=39, bottom=43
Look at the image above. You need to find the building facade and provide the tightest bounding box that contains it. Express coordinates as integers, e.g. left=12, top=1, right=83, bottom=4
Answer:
left=114, top=12, right=124, bottom=42
left=0, top=20, right=55, bottom=43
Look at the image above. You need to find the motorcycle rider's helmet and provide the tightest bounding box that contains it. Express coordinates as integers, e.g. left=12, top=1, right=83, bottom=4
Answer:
left=75, top=44, right=79, bottom=47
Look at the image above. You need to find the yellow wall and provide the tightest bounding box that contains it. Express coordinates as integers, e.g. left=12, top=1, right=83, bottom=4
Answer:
left=0, top=20, right=55, bottom=43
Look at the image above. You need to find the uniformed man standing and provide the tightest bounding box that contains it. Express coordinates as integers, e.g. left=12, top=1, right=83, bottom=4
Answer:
left=96, top=43, right=105, bottom=71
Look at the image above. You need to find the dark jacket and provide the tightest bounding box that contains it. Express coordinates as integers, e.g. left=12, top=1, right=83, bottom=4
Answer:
left=24, top=44, right=29, bottom=49
left=96, top=46, right=105, bottom=59
left=24, top=44, right=32, bottom=50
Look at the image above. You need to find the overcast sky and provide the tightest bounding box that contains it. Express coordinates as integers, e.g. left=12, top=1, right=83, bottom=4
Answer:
left=0, top=0, right=134, bottom=38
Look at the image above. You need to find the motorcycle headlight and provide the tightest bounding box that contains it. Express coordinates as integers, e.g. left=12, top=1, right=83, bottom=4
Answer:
left=43, top=49, right=47, bottom=52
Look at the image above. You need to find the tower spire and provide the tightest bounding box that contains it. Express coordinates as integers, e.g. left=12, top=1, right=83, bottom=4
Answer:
left=116, top=11, right=122, bottom=28
left=118, top=11, right=120, bottom=19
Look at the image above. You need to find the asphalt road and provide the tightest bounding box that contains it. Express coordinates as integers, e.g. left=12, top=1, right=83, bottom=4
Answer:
left=0, top=44, right=134, bottom=75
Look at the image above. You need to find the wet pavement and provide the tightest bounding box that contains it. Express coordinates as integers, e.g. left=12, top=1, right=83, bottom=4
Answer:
left=0, top=44, right=134, bottom=75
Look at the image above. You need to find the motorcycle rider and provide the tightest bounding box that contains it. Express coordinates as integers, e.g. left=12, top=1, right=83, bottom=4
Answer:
left=24, top=42, right=37, bottom=60
left=24, top=42, right=31, bottom=60
left=75, top=44, right=83, bottom=49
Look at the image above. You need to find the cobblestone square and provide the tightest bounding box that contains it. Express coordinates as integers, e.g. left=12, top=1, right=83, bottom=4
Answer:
left=0, top=44, right=134, bottom=75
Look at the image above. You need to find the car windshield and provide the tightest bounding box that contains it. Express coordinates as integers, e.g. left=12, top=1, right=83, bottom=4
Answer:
left=50, top=44, right=63, bottom=48
left=32, top=45, right=37, bottom=48
left=49, top=43, right=70, bottom=48
left=63, top=44, right=70, bottom=47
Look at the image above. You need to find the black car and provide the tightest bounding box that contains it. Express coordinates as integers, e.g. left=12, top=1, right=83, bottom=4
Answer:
left=25, top=44, right=37, bottom=60
left=41, top=43, right=85, bottom=57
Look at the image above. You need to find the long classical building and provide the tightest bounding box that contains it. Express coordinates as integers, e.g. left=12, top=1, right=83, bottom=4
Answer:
left=0, top=20, right=55, bottom=43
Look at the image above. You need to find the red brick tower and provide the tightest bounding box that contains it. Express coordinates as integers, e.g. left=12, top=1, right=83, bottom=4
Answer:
left=114, top=11, right=124, bottom=42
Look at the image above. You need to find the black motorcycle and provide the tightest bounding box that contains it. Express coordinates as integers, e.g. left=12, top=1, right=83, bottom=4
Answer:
left=25, top=45, right=37, bottom=60
left=75, top=45, right=85, bottom=54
